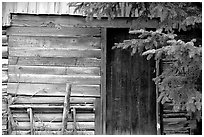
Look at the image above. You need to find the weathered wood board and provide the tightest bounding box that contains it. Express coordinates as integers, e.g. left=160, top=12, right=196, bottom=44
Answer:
left=9, top=65, right=100, bottom=76
left=11, top=130, right=95, bottom=135
left=7, top=83, right=100, bottom=97
left=9, top=47, right=101, bottom=58
left=9, top=56, right=101, bottom=67
left=12, top=113, right=95, bottom=122
left=9, top=35, right=101, bottom=49
left=6, top=14, right=105, bottom=135
left=10, top=14, right=158, bottom=28
left=8, top=74, right=101, bottom=84
left=7, top=26, right=101, bottom=37
left=12, top=122, right=95, bottom=130
left=10, top=96, right=95, bottom=104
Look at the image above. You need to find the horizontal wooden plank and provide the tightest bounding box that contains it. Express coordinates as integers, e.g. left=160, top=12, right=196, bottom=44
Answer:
left=163, top=118, right=188, bottom=124
left=163, top=110, right=188, bottom=114
left=10, top=96, right=95, bottom=104
left=2, top=118, right=7, bottom=125
left=163, top=123, right=189, bottom=131
left=2, top=43, right=8, bottom=46
left=163, top=113, right=189, bottom=118
left=9, top=65, right=100, bottom=76
left=2, top=70, right=8, bottom=83
left=2, top=46, right=8, bottom=57
left=163, top=130, right=189, bottom=135
left=9, top=105, right=94, bottom=112
left=2, top=85, right=7, bottom=93
left=2, top=59, right=8, bottom=67
left=11, top=130, right=94, bottom=135
left=9, top=56, right=101, bottom=67
left=9, top=47, right=101, bottom=58
left=12, top=122, right=95, bottom=130
left=13, top=113, right=94, bottom=122
left=8, top=83, right=100, bottom=97
left=9, top=35, right=101, bottom=49
left=7, top=26, right=101, bottom=37
left=11, top=14, right=159, bottom=29
left=2, top=29, right=7, bottom=35
left=2, top=67, right=8, bottom=71
left=8, top=74, right=101, bottom=84
left=2, top=125, right=7, bottom=130
left=2, top=103, right=7, bottom=112
left=2, top=35, right=7, bottom=43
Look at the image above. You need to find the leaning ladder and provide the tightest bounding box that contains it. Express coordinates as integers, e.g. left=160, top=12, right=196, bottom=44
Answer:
left=8, top=83, right=95, bottom=135
left=8, top=83, right=73, bottom=135
left=61, top=83, right=72, bottom=134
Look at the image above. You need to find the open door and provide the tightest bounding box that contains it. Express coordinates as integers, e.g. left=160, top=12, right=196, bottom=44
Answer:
left=106, top=28, right=157, bottom=134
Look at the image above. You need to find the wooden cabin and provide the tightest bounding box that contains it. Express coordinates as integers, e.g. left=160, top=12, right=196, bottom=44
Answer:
left=2, top=2, right=199, bottom=135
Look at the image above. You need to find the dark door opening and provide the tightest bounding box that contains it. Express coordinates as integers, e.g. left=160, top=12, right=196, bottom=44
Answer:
left=106, top=28, right=157, bottom=135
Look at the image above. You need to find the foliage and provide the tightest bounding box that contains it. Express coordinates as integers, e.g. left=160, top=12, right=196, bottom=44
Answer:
left=113, top=29, right=202, bottom=120
left=71, top=2, right=202, bottom=120
left=69, top=2, right=202, bottom=32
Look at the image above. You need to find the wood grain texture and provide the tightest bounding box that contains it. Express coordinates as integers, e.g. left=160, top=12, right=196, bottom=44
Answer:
left=2, top=84, right=7, bottom=94
left=2, top=35, right=7, bottom=43
left=9, top=105, right=94, bottom=110
left=11, top=130, right=94, bottom=135
left=106, top=29, right=156, bottom=135
left=11, top=14, right=159, bottom=29
left=9, top=56, right=101, bottom=67
left=7, top=83, right=100, bottom=97
left=9, top=65, right=100, bottom=75
left=2, top=70, right=8, bottom=83
left=9, top=47, right=101, bottom=58
left=10, top=96, right=95, bottom=104
left=2, top=59, right=8, bottom=67
left=12, top=122, right=95, bottom=130
left=2, top=101, right=8, bottom=112
left=28, top=107, right=34, bottom=135
left=2, top=46, right=8, bottom=58
left=62, top=84, right=71, bottom=134
left=7, top=26, right=101, bottom=37
left=12, top=113, right=95, bottom=122
left=9, top=35, right=101, bottom=49
left=95, top=98, right=102, bottom=134
left=101, top=28, right=107, bottom=135
left=8, top=74, right=101, bottom=84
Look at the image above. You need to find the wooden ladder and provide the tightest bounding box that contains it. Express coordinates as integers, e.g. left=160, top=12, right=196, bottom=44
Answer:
left=8, top=83, right=95, bottom=135
left=61, top=83, right=72, bottom=134
left=8, top=83, right=73, bottom=135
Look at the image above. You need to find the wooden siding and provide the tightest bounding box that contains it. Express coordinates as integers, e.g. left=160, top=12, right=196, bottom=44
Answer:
left=2, top=27, right=8, bottom=135
left=7, top=14, right=102, bottom=135
left=2, top=2, right=142, bottom=26
left=161, top=61, right=190, bottom=135
left=106, top=28, right=156, bottom=134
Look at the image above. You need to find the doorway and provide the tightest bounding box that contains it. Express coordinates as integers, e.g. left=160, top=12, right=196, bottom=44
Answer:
left=106, top=28, right=157, bottom=134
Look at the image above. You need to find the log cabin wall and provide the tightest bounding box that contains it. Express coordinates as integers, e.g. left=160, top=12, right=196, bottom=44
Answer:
left=2, top=27, right=9, bottom=135
left=6, top=14, right=103, bottom=135
left=2, top=10, right=158, bottom=134
left=3, top=2, right=198, bottom=135
left=2, top=2, right=141, bottom=26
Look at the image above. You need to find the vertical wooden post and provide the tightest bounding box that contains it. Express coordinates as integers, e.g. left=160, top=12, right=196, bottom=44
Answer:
left=61, top=83, right=72, bottom=134
left=27, top=107, right=34, bottom=135
left=72, top=107, right=77, bottom=135
left=101, top=28, right=107, bottom=135
left=95, top=98, right=102, bottom=134
left=7, top=95, right=12, bottom=135
left=156, top=59, right=161, bottom=135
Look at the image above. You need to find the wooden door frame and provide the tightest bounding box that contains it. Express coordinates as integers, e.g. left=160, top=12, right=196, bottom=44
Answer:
left=100, top=27, right=160, bottom=135
left=101, top=28, right=107, bottom=135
